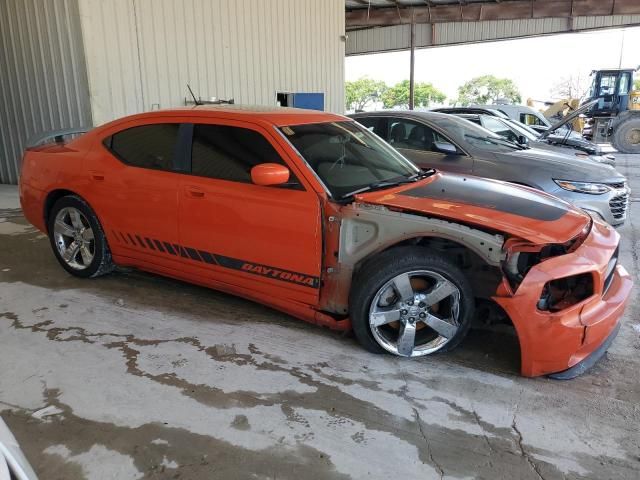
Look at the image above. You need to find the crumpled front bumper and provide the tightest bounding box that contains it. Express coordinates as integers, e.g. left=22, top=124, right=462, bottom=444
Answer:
left=493, top=220, right=633, bottom=378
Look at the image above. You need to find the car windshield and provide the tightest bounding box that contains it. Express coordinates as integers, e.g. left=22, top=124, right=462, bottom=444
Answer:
left=279, top=121, right=422, bottom=199
left=435, top=115, right=522, bottom=152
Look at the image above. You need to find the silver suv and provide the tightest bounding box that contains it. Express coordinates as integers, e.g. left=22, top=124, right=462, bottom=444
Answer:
left=350, top=111, right=629, bottom=226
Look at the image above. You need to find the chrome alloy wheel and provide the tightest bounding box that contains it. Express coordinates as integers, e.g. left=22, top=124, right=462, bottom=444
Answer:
left=53, top=207, right=95, bottom=270
left=368, top=270, right=461, bottom=357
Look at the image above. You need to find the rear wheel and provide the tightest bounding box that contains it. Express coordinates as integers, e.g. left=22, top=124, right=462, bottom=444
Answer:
left=47, top=195, right=114, bottom=278
left=611, top=115, right=640, bottom=154
left=350, top=247, right=474, bottom=358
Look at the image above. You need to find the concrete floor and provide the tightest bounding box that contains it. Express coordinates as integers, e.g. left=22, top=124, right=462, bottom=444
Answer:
left=1, top=156, right=639, bottom=480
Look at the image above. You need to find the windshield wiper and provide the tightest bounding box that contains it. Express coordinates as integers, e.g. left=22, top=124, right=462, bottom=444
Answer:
left=339, top=169, right=435, bottom=200
left=466, top=134, right=526, bottom=150
left=406, top=168, right=436, bottom=181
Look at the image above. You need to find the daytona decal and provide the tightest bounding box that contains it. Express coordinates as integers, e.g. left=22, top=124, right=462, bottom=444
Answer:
left=113, top=231, right=319, bottom=289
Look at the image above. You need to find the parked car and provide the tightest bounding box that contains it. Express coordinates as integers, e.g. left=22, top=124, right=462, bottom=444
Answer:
left=435, top=104, right=552, bottom=133
left=350, top=110, right=629, bottom=226
left=20, top=106, right=631, bottom=377
left=449, top=112, right=615, bottom=165
left=0, top=417, right=38, bottom=480
left=433, top=102, right=611, bottom=162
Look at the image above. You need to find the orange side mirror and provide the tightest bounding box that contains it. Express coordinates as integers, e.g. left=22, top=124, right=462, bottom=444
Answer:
left=251, top=163, right=290, bottom=186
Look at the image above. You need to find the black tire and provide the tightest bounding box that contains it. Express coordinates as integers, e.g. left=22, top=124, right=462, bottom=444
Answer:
left=47, top=195, right=114, bottom=278
left=349, top=246, right=474, bottom=356
left=611, top=115, right=640, bottom=154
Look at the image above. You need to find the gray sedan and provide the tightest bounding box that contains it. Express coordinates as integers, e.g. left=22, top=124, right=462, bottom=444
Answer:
left=350, top=111, right=629, bottom=226
left=452, top=113, right=616, bottom=166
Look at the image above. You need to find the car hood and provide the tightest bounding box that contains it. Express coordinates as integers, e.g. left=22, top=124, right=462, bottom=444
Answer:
left=356, top=172, right=591, bottom=245
left=544, top=133, right=601, bottom=155
left=498, top=148, right=623, bottom=182
left=539, top=99, right=598, bottom=139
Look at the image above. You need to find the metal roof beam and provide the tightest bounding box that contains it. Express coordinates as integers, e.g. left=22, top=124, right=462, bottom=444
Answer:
left=346, top=0, right=640, bottom=29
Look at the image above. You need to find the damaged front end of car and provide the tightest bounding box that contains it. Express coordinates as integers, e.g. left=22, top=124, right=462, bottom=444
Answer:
left=494, top=217, right=631, bottom=377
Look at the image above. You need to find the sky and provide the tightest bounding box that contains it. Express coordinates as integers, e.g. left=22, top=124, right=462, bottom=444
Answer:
left=345, top=26, right=640, bottom=106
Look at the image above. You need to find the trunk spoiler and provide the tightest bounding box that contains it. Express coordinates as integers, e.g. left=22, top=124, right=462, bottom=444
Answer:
left=26, top=127, right=91, bottom=148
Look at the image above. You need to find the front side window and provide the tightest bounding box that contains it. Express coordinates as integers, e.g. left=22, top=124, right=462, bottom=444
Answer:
left=191, top=124, right=288, bottom=183
left=598, top=74, right=617, bottom=96
left=387, top=118, right=456, bottom=153
left=106, top=124, right=180, bottom=171
left=280, top=121, right=419, bottom=199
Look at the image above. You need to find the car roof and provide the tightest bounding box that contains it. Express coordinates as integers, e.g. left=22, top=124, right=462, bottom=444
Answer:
left=350, top=110, right=454, bottom=122
left=453, top=113, right=481, bottom=120
left=100, top=104, right=348, bottom=129
left=432, top=107, right=509, bottom=118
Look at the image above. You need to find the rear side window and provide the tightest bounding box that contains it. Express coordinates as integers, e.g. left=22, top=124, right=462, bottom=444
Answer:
left=191, top=124, right=287, bottom=183
left=106, top=124, right=180, bottom=171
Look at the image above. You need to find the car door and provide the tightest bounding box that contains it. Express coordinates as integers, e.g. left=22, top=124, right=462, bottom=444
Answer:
left=177, top=120, right=322, bottom=305
left=383, top=117, right=473, bottom=174
left=87, top=121, right=184, bottom=267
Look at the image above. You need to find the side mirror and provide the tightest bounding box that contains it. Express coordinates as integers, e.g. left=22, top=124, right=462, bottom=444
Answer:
left=251, top=163, right=290, bottom=186
left=517, top=135, right=529, bottom=146
left=433, top=141, right=458, bottom=155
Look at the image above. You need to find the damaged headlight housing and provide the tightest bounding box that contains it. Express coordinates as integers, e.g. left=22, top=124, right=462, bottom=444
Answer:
left=503, top=220, right=592, bottom=292
left=554, top=179, right=610, bottom=195
left=537, top=273, right=594, bottom=311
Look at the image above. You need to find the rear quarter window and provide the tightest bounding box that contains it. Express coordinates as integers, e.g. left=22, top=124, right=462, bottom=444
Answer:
left=104, top=124, right=180, bottom=171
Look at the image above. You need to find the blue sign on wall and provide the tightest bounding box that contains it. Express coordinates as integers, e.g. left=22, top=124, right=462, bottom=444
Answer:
left=292, top=93, right=324, bottom=111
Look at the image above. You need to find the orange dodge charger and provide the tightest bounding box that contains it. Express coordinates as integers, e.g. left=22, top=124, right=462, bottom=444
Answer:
left=19, top=106, right=632, bottom=378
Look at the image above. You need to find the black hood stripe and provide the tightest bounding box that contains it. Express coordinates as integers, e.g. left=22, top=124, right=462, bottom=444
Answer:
left=401, top=175, right=568, bottom=222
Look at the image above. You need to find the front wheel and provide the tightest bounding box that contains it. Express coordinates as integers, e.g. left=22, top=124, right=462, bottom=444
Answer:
left=47, top=195, right=114, bottom=278
left=350, top=247, right=474, bottom=358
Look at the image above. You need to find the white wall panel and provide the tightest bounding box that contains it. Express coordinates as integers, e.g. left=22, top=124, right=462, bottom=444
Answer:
left=79, top=0, right=345, bottom=125
left=0, top=0, right=91, bottom=184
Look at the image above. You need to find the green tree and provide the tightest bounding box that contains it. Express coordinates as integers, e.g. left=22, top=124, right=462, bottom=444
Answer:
left=456, top=75, right=522, bottom=106
left=345, top=77, right=387, bottom=111
left=380, top=80, right=446, bottom=109
left=634, top=78, right=640, bottom=91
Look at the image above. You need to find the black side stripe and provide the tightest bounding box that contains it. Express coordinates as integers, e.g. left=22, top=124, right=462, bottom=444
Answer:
left=184, top=247, right=201, bottom=261
left=113, top=230, right=125, bottom=244
left=124, top=232, right=319, bottom=288
left=153, top=239, right=165, bottom=253
left=198, top=250, right=216, bottom=264
left=136, top=235, right=146, bottom=248
left=145, top=238, right=156, bottom=250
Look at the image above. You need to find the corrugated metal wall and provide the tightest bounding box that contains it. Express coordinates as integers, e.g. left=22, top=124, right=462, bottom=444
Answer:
left=346, top=15, right=640, bottom=55
left=0, top=0, right=92, bottom=184
left=79, top=0, right=346, bottom=125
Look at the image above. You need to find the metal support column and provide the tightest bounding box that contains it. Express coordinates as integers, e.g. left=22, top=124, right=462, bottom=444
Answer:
left=409, top=14, right=415, bottom=110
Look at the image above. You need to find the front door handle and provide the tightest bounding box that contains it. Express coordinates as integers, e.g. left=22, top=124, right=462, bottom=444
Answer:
left=186, top=186, right=205, bottom=198
left=90, top=171, right=105, bottom=181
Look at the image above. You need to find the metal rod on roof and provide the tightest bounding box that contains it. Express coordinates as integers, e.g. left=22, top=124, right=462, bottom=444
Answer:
left=409, top=10, right=416, bottom=110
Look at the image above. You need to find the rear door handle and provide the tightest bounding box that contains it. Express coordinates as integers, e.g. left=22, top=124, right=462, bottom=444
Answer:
left=90, top=171, right=105, bottom=181
left=186, top=186, right=205, bottom=198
